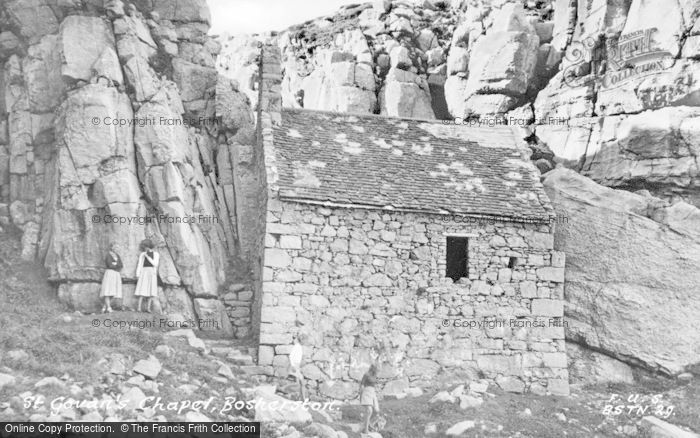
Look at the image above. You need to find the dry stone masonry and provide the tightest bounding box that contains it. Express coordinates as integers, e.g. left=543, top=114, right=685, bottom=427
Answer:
left=258, top=202, right=569, bottom=398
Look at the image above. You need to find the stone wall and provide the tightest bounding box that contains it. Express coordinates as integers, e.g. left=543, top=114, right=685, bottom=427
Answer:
left=255, top=200, right=569, bottom=398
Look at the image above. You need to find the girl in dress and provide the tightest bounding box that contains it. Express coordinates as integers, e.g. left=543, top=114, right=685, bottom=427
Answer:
left=100, top=243, right=123, bottom=313
left=135, top=239, right=159, bottom=313
left=360, top=364, right=381, bottom=434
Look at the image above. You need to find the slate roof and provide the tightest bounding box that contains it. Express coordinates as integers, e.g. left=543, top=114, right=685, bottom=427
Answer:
left=271, top=109, right=554, bottom=222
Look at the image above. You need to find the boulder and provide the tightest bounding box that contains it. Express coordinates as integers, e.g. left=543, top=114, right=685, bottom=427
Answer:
left=382, top=378, right=410, bottom=397
left=389, top=46, right=412, bottom=69
left=462, top=94, right=517, bottom=116
left=465, top=30, right=539, bottom=96
left=581, top=107, right=700, bottom=207
left=151, top=0, right=211, bottom=25
left=35, top=376, right=65, bottom=388
left=380, top=68, right=435, bottom=119
left=193, top=298, right=234, bottom=336
left=172, top=59, right=217, bottom=102
left=59, top=16, right=123, bottom=84
left=121, top=386, right=147, bottom=412
left=252, top=387, right=312, bottom=424
left=567, top=343, right=634, bottom=384
left=543, top=168, right=700, bottom=374
left=133, top=94, right=188, bottom=168
left=299, top=60, right=377, bottom=115
left=446, top=420, right=475, bottom=435
left=417, top=29, right=438, bottom=52
left=124, top=57, right=160, bottom=102
left=640, top=416, right=700, bottom=438
left=133, top=356, right=162, bottom=379
left=535, top=124, right=596, bottom=164
left=4, top=0, right=60, bottom=44
left=215, top=77, right=255, bottom=133
left=533, top=71, right=596, bottom=120
left=0, top=374, right=17, bottom=389
left=23, top=35, right=64, bottom=112
left=304, top=423, right=338, bottom=438
left=160, top=287, right=197, bottom=323
left=447, top=46, right=469, bottom=75
left=0, top=32, right=21, bottom=59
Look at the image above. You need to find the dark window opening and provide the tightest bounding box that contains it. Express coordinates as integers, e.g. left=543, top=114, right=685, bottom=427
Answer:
left=508, top=257, right=518, bottom=268
left=446, top=237, right=469, bottom=282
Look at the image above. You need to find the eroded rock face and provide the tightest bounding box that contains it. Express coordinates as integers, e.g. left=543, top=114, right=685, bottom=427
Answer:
left=543, top=168, right=700, bottom=375
left=533, top=0, right=700, bottom=206
left=219, top=2, right=457, bottom=119
left=0, top=0, right=254, bottom=333
left=582, top=107, right=700, bottom=206
left=59, top=16, right=123, bottom=84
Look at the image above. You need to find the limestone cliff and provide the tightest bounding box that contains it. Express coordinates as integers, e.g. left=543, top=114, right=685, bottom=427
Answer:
left=219, top=0, right=700, bottom=208
left=0, top=0, right=257, bottom=338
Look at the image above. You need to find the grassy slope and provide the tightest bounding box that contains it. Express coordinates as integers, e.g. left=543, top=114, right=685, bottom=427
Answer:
left=0, top=227, right=163, bottom=383
left=0, top=228, right=254, bottom=422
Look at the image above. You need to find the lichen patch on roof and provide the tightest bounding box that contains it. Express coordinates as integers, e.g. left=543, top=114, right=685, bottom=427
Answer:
left=272, top=109, right=554, bottom=221
left=288, top=129, right=303, bottom=138
left=411, top=143, right=433, bottom=155
left=292, top=161, right=323, bottom=188
left=343, top=142, right=364, bottom=154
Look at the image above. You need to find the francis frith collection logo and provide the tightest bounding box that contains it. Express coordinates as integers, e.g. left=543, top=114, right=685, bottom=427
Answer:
left=563, top=27, right=674, bottom=88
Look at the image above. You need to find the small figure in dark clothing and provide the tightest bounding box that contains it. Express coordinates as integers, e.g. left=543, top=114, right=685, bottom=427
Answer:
left=100, top=243, right=123, bottom=313
left=135, top=239, right=160, bottom=313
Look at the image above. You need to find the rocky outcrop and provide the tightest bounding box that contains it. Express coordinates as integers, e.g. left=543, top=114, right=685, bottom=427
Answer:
left=222, top=0, right=700, bottom=207
left=543, top=168, right=700, bottom=375
left=217, top=1, right=559, bottom=120
left=218, top=1, right=462, bottom=119
left=535, top=0, right=700, bottom=206
left=217, top=0, right=700, bottom=211
left=0, top=0, right=256, bottom=338
left=445, top=3, right=544, bottom=117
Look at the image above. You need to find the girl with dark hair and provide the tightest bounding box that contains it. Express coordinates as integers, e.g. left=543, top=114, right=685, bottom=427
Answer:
left=100, top=243, right=123, bottom=313
left=134, top=239, right=159, bottom=312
